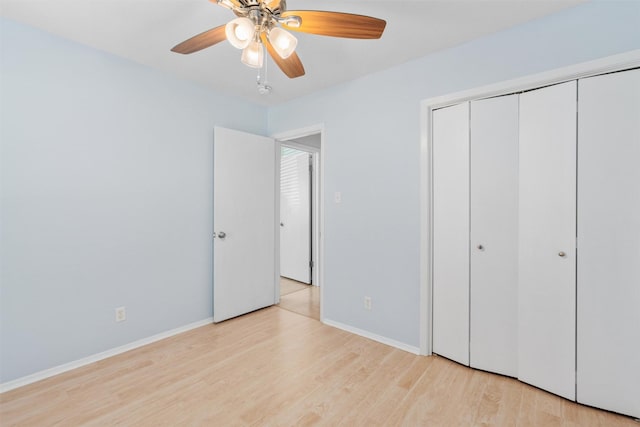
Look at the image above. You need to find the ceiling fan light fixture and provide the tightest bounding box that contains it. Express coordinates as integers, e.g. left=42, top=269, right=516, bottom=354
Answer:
left=268, top=27, right=297, bottom=59
left=241, top=39, right=264, bottom=68
left=225, top=17, right=255, bottom=49
left=173, top=3, right=386, bottom=80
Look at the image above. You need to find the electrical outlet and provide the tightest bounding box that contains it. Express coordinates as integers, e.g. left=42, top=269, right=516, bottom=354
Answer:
left=115, top=306, right=126, bottom=322
left=364, top=296, right=372, bottom=310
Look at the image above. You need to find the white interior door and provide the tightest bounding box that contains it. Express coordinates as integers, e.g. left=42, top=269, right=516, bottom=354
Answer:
left=432, top=102, right=470, bottom=366
left=518, top=81, right=576, bottom=400
left=280, top=148, right=311, bottom=283
left=213, top=127, right=276, bottom=322
left=470, top=95, right=519, bottom=377
left=577, top=68, right=640, bottom=418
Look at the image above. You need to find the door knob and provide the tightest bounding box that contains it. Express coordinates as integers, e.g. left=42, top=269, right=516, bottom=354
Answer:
left=218, top=231, right=226, bottom=239
left=477, top=244, right=484, bottom=251
left=280, top=222, right=284, bottom=227
left=558, top=251, right=566, bottom=257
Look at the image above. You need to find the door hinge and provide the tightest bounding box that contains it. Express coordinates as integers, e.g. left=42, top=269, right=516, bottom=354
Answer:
left=309, top=260, right=314, bottom=269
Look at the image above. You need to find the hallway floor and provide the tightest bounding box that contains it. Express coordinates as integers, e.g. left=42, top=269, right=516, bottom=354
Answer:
left=278, top=277, right=320, bottom=320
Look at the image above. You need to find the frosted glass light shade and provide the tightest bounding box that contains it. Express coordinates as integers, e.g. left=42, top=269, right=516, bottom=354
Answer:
left=225, top=17, right=255, bottom=49
left=268, top=27, right=297, bottom=59
left=241, top=40, right=264, bottom=68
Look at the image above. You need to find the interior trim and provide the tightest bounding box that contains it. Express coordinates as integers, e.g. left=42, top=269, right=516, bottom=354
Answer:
left=0, top=317, right=214, bottom=393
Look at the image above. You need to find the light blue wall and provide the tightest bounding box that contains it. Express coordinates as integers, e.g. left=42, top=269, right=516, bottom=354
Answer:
left=268, top=1, right=640, bottom=348
left=0, top=18, right=267, bottom=383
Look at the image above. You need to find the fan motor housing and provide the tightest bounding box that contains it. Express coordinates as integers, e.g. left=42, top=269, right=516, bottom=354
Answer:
left=238, top=0, right=286, bottom=15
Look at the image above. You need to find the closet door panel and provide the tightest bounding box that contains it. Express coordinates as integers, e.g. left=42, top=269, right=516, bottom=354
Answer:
left=518, top=81, right=576, bottom=400
left=577, top=68, right=640, bottom=418
left=432, top=102, right=470, bottom=366
left=469, top=95, right=519, bottom=377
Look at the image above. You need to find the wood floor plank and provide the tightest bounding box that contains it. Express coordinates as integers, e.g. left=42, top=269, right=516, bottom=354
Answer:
left=280, top=277, right=310, bottom=296
left=278, top=286, right=320, bottom=320
left=288, top=340, right=394, bottom=424
left=479, top=375, right=523, bottom=426
left=325, top=349, right=414, bottom=426
left=1, top=307, right=637, bottom=426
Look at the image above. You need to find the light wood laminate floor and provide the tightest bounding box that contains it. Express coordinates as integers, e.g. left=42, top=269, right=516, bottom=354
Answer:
left=280, top=277, right=309, bottom=296
left=279, top=277, right=320, bottom=320
left=0, top=307, right=635, bottom=426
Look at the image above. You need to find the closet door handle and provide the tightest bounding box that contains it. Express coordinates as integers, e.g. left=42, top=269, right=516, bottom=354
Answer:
left=558, top=251, right=566, bottom=257
left=477, top=244, right=484, bottom=251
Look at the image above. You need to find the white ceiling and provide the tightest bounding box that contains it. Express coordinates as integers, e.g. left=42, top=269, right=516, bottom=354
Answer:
left=1, top=0, right=584, bottom=105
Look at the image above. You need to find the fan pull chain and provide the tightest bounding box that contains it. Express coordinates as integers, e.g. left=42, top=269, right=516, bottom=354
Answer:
left=257, top=50, right=272, bottom=95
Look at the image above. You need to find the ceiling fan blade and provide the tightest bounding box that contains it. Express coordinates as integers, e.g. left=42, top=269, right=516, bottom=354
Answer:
left=261, top=33, right=305, bottom=79
left=264, top=0, right=282, bottom=9
left=209, top=0, right=242, bottom=8
left=281, top=11, right=386, bottom=39
left=171, top=25, right=227, bottom=54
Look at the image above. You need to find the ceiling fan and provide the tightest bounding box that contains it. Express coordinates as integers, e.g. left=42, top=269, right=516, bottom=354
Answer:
left=171, top=0, right=386, bottom=79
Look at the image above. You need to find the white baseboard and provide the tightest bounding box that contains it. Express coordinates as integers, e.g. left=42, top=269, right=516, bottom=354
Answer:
left=0, top=317, right=213, bottom=394
left=322, top=318, right=421, bottom=355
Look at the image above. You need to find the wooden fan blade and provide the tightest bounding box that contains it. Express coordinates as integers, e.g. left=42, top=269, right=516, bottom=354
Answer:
left=264, top=0, right=282, bottom=9
left=281, top=11, right=386, bottom=39
left=208, top=0, right=242, bottom=8
left=261, top=33, right=305, bottom=78
left=171, top=25, right=227, bottom=54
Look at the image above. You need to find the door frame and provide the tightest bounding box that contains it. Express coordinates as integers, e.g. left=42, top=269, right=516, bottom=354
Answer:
left=272, top=124, right=325, bottom=321
left=419, top=49, right=640, bottom=356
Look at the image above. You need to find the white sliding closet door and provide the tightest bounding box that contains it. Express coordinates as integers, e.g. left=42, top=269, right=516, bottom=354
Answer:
left=518, top=81, right=576, bottom=400
left=577, top=68, right=640, bottom=418
left=470, top=95, right=519, bottom=377
left=432, top=102, right=470, bottom=366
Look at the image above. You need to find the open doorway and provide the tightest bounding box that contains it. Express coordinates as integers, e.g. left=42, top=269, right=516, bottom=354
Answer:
left=275, top=130, right=322, bottom=320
